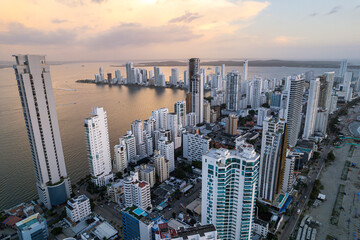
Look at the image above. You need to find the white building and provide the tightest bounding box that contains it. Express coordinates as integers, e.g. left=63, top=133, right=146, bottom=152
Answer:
left=153, top=151, right=169, bottom=183
left=66, top=195, right=91, bottom=223
left=189, top=58, right=204, bottom=124
left=107, top=181, right=123, bottom=203
left=257, top=108, right=271, bottom=127
left=131, top=119, right=147, bottom=157
left=201, top=147, right=259, bottom=240
left=175, top=100, right=186, bottom=128
left=203, top=101, right=211, bottom=123
left=135, top=164, right=156, bottom=188
left=259, top=116, right=287, bottom=202
left=282, top=154, right=295, bottom=192
left=16, top=213, right=48, bottom=240
left=186, top=112, right=197, bottom=127
left=114, top=139, right=128, bottom=174
left=285, top=75, right=305, bottom=147
left=121, top=131, right=137, bottom=163
left=13, top=55, right=71, bottom=209
left=124, top=172, right=152, bottom=210
left=183, top=133, right=211, bottom=162
left=253, top=218, right=269, bottom=238
left=158, top=137, right=175, bottom=173
left=302, top=78, right=320, bottom=140
left=152, top=108, right=169, bottom=130
left=85, top=107, right=113, bottom=186
left=171, top=68, right=179, bottom=85
left=167, top=113, right=179, bottom=142
left=251, top=77, right=262, bottom=109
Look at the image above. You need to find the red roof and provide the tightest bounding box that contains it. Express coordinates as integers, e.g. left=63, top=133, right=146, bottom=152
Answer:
left=138, top=181, right=148, bottom=188
left=2, top=216, right=22, bottom=228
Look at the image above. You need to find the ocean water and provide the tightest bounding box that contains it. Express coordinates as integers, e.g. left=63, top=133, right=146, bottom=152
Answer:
left=0, top=62, right=339, bottom=210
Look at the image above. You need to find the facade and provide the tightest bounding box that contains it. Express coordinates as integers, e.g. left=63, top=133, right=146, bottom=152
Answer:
left=124, top=173, right=152, bottom=210
left=204, top=101, right=211, bottom=123
left=167, top=113, right=179, bottom=143
left=153, top=151, right=169, bottom=183
left=174, top=100, right=186, bottom=128
left=226, top=71, right=240, bottom=111
left=66, top=195, right=91, bottom=223
left=189, top=58, right=204, bottom=124
left=201, top=147, right=259, bottom=240
left=253, top=218, right=269, bottom=238
left=85, top=107, right=113, bottom=186
left=285, top=75, right=305, bottom=147
left=135, top=164, right=156, bottom=188
left=259, top=116, right=287, bottom=202
left=13, top=55, right=71, bottom=209
left=242, top=60, right=248, bottom=94
left=302, top=78, right=320, bottom=139
left=126, top=62, right=135, bottom=84
left=225, top=114, right=238, bottom=135
left=158, top=137, right=175, bottom=172
left=282, top=154, right=295, bottom=192
left=131, top=119, right=147, bottom=157
left=107, top=181, right=123, bottom=203
left=152, top=108, right=169, bottom=130
left=186, top=112, right=197, bottom=127
left=251, top=77, right=262, bottom=109
left=183, top=133, right=211, bottom=162
left=171, top=68, right=179, bottom=85
left=114, top=139, right=128, bottom=174
left=16, top=213, right=48, bottom=240
left=121, top=131, right=137, bottom=163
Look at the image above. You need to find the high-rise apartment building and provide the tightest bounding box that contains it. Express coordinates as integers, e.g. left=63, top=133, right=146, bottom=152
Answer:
left=114, top=139, right=128, bottom=174
left=226, top=71, right=240, bottom=111
left=201, top=147, right=259, bottom=240
left=183, top=133, right=211, bottom=162
left=302, top=78, right=320, bottom=139
left=131, top=119, right=147, bottom=157
left=124, top=173, right=152, bottom=210
left=13, top=55, right=71, bottom=209
left=152, top=108, right=169, bottom=130
left=121, top=131, right=137, bottom=163
left=189, top=58, right=204, bottom=124
left=285, top=75, right=305, bottom=147
left=135, top=164, right=156, bottom=188
left=259, top=116, right=287, bottom=202
left=171, top=68, right=179, bottom=85
left=153, top=151, right=169, bottom=183
left=225, top=114, right=238, bottom=135
left=85, top=107, right=113, bottom=186
left=339, top=59, right=348, bottom=78
left=203, top=101, right=211, bottom=123
left=158, top=137, right=175, bottom=172
left=251, top=77, right=262, bottom=109
left=126, top=62, right=135, bottom=84
left=174, top=100, right=186, bottom=127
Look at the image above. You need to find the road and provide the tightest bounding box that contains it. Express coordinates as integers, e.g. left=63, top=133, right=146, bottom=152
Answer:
left=280, top=136, right=334, bottom=240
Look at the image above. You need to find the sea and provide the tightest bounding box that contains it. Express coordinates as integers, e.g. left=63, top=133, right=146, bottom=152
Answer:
left=0, top=61, right=340, bottom=210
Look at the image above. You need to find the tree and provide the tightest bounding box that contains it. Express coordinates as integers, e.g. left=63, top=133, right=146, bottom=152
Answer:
left=172, top=212, right=177, bottom=218
left=249, top=110, right=256, bottom=116
left=313, top=151, right=320, bottom=159
left=192, top=161, right=202, bottom=169
left=115, top=172, right=123, bottom=179
left=51, top=227, right=63, bottom=236
left=174, top=168, right=186, bottom=179
left=262, top=103, right=270, bottom=108
left=327, top=150, right=335, bottom=161
left=247, top=105, right=251, bottom=109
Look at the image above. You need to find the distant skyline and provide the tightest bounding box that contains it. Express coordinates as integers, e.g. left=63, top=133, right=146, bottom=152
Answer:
left=1, top=0, right=360, bottom=61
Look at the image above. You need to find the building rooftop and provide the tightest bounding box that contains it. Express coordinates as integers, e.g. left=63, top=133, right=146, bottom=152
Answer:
left=16, top=213, right=45, bottom=231
left=176, top=224, right=217, bottom=239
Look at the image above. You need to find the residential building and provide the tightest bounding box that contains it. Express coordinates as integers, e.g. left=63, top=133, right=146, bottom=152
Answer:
left=16, top=213, right=48, bottom=240
left=251, top=77, right=262, bottom=109
left=152, top=108, right=169, bottom=130
left=167, top=113, right=179, bottom=143
left=155, top=223, right=218, bottom=240
left=183, top=133, right=211, bottom=162
left=285, top=75, right=305, bottom=147
left=303, top=78, right=320, bottom=140
left=253, top=218, right=269, bottom=238
left=13, top=55, right=71, bottom=209
left=171, top=68, right=179, bottom=85
left=189, top=58, right=204, bottom=124
left=107, top=181, right=123, bottom=203
left=201, top=147, right=259, bottom=240
left=131, top=119, right=147, bottom=157
left=203, top=101, right=211, bottom=123
left=226, top=71, right=240, bottom=111
left=225, top=113, right=238, bottom=135
left=339, top=59, right=348, bottom=78
left=85, top=107, right=113, bottom=186
left=66, top=195, right=91, bottom=223
left=259, top=116, right=287, bottom=202
left=153, top=151, right=169, bottom=183
left=186, top=112, right=197, bottom=127
left=242, top=60, right=248, bottom=94
left=114, top=139, right=128, bottom=174
left=123, top=173, right=152, bottom=210
left=121, top=131, right=137, bottom=163
left=158, top=137, right=175, bottom=172
left=135, top=164, right=156, bottom=188
left=174, top=100, right=186, bottom=127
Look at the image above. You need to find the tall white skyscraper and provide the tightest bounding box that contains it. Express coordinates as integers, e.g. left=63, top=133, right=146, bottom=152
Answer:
left=259, top=117, right=287, bottom=202
left=251, top=77, right=262, bottom=109
left=99, top=66, right=105, bottom=82
left=158, top=137, right=175, bottom=172
left=114, top=139, right=128, bottom=174
left=126, top=62, right=134, bottom=84
left=171, top=68, right=179, bottom=85
left=167, top=113, right=178, bottom=142
left=184, top=70, right=189, bottom=88
left=285, top=75, right=305, bottom=147
left=174, top=100, right=186, bottom=127
left=131, top=119, right=147, bottom=157
left=13, top=55, right=71, bottom=209
left=84, top=107, right=113, bottom=186
left=241, top=60, right=248, bottom=94
left=189, top=58, right=204, bottom=124
left=121, top=131, right=137, bottom=163
left=115, top=69, right=121, bottom=82
left=221, top=64, right=226, bottom=80
left=123, top=173, right=151, bottom=210
left=152, top=108, right=169, bottom=130
left=201, top=147, right=259, bottom=240
left=226, top=71, right=240, bottom=111
left=154, top=66, right=162, bottom=86
left=153, top=151, right=169, bottom=183
left=302, top=78, right=320, bottom=139
left=339, top=59, right=348, bottom=78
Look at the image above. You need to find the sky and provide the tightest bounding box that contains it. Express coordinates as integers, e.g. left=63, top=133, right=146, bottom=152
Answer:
left=1, top=0, right=360, bottom=61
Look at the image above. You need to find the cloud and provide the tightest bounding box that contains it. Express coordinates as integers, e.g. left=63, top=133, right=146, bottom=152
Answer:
left=0, top=23, right=76, bottom=45
left=356, top=5, right=360, bottom=9
left=52, top=19, right=68, bottom=24
left=309, top=12, right=318, bottom=17
left=86, top=23, right=201, bottom=48
left=56, top=0, right=106, bottom=6
left=169, top=11, right=201, bottom=23
left=273, top=36, right=303, bottom=45
left=327, top=6, right=341, bottom=15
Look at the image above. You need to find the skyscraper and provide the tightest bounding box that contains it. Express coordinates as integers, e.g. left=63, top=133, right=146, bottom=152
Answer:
left=259, top=116, right=287, bottom=202
left=285, top=75, right=305, bottom=147
left=189, top=58, right=204, bottom=124
left=201, top=147, right=259, bottom=240
left=171, top=68, right=179, bottom=86
left=225, top=113, right=238, bottom=135
left=114, top=139, right=128, bottom=174
left=251, top=77, right=262, bottom=109
left=174, top=100, right=186, bottom=127
left=339, top=59, right=348, bottom=78
left=158, top=137, right=175, bottom=172
left=153, top=151, right=169, bottom=183
left=126, top=62, right=134, bottom=84
left=131, top=119, right=146, bottom=157
left=13, top=55, right=71, bottom=209
left=226, top=71, right=240, bottom=111
left=302, top=78, right=320, bottom=139
left=241, top=60, right=248, bottom=95
left=84, top=107, right=113, bottom=186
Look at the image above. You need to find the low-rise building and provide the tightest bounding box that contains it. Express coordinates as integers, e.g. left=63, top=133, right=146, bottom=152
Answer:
left=80, top=221, right=118, bottom=240
left=107, top=181, right=124, bottom=203
left=66, top=195, right=91, bottom=223
left=16, top=213, right=48, bottom=240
